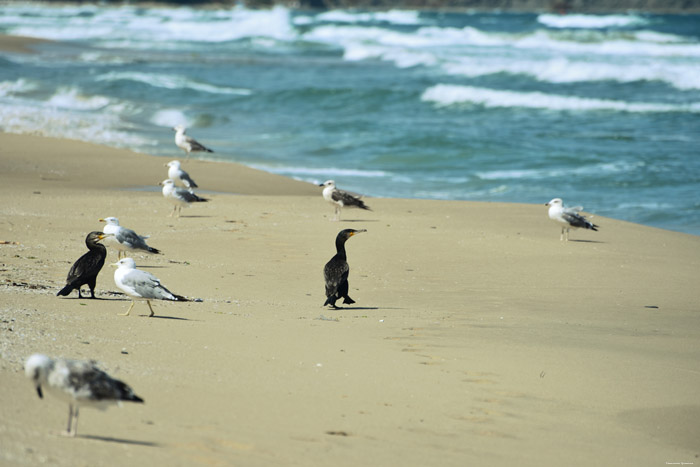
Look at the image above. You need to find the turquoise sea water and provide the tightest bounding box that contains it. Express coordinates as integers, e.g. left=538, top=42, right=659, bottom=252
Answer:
left=1, top=5, right=699, bottom=234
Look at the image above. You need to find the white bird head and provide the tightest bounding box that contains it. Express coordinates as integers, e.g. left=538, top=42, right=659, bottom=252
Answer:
left=545, top=198, right=563, bottom=208
left=99, top=217, right=120, bottom=225
left=112, top=258, right=136, bottom=269
left=320, top=180, right=336, bottom=188
left=173, top=125, right=186, bottom=133
left=25, top=354, right=52, bottom=398
left=166, top=160, right=181, bottom=169
left=160, top=179, right=175, bottom=187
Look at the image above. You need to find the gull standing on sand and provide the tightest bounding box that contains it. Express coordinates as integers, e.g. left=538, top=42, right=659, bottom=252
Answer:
left=24, top=353, right=143, bottom=437
left=319, top=180, right=371, bottom=221
left=324, top=229, right=366, bottom=308
left=160, top=179, right=209, bottom=217
left=99, top=217, right=161, bottom=259
left=173, top=125, right=213, bottom=158
left=545, top=198, right=599, bottom=241
left=166, top=160, right=198, bottom=191
left=56, top=231, right=109, bottom=299
left=113, top=257, right=187, bottom=317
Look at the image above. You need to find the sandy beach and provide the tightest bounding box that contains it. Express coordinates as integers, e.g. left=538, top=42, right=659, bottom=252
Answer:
left=1, top=129, right=698, bottom=466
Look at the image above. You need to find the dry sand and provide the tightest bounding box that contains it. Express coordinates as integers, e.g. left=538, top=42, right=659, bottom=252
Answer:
left=1, top=129, right=699, bottom=467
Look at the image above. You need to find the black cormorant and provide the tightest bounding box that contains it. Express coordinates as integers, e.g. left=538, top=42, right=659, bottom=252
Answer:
left=57, top=231, right=109, bottom=299
left=323, top=229, right=366, bottom=308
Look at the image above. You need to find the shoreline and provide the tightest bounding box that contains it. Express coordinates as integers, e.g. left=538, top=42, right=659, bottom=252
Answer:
left=1, top=133, right=699, bottom=465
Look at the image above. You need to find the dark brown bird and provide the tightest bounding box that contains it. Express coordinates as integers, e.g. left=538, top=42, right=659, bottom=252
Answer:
left=323, top=229, right=366, bottom=308
left=57, top=231, right=109, bottom=299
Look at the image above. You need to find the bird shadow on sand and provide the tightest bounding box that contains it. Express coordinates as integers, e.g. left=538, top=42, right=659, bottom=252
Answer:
left=568, top=239, right=605, bottom=244
left=327, top=306, right=381, bottom=311
left=79, top=434, right=159, bottom=447
left=148, top=314, right=196, bottom=321
left=339, top=219, right=379, bottom=223
left=177, top=215, right=213, bottom=219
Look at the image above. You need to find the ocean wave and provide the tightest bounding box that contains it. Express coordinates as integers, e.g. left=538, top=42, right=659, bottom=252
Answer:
left=537, top=14, right=649, bottom=29
left=0, top=78, right=39, bottom=97
left=248, top=164, right=389, bottom=179
left=310, top=9, right=421, bottom=25
left=475, top=161, right=646, bottom=181
left=150, top=109, right=195, bottom=129
left=0, top=100, right=153, bottom=148
left=47, top=88, right=111, bottom=111
left=421, top=84, right=700, bottom=113
left=95, top=72, right=252, bottom=96
left=442, top=57, right=700, bottom=90
left=2, top=4, right=297, bottom=43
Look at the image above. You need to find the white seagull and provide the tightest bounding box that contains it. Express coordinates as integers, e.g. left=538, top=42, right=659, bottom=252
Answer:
left=166, top=160, right=198, bottom=191
left=173, top=125, right=213, bottom=158
left=319, top=180, right=371, bottom=221
left=159, top=179, right=209, bottom=217
left=24, top=353, right=143, bottom=437
left=99, top=217, right=160, bottom=259
left=112, top=257, right=187, bottom=317
left=545, top=198, right=599, bottom=241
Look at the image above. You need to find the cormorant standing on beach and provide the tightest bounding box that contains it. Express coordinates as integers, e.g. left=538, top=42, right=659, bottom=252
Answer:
left=323, top=229, right=366, bottom=308
left=57, top=231, right=109, bottom=299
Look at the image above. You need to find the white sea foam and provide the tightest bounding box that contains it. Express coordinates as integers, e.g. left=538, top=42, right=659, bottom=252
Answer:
left=95, top=72, right=252, bottom=95
left=0, top=100, right=152, bottom=148
left=442, top=56, right=700, bottom=90
left=0, top=78, right=39, bottom=97
left=151, top=109, right=195, bottom=129
left=47, top=88, right=111, bottom=111
left=248, top=164, right=389, bottom=179
left=3, top=4, right=297, bottom=43
left=421, top=84, right=700, bottom=113
left=314, top=9, right=421, bottom=25
left=537, top=14, right=649, bottom=29
left=475, top=161, right=645, bottom=181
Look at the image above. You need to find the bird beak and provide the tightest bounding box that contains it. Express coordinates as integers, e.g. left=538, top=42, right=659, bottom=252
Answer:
left=158, top=181, right=164, bottom=186
left=544, top=203, right=549, bottom=206
left=99, top=218, right=105, bottom=222
left=110, top=262, right=119, bottom=267
left=318, top=183, right=324, bottom=187
left=36, top=384, right=43, bottom=399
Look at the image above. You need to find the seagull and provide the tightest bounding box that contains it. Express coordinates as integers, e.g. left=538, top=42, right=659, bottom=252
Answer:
left=57, top=231, right=109, bottom=299
left=24, top=353, right=144, bottom=437
left=99, top=217, right=161, bottom=259
left=323, top=229, right=366, bottom=308
left=159, top=179, right=209, bottom=217
left=319, top=180, right=371, bottom=221
left=173, top=125, right=213, bottom=158
left=166, top=160, right=198, bottom=191
left=545, top=198, right=599, bottom=241
left=112, top=257, right=187, bottom=317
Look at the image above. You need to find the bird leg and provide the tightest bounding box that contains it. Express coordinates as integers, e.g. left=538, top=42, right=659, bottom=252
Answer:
left=146, top=300, right=155, bottom=317
left=119, top=301, right=136, bottom=316
left=62, top=404, right=78, bottom=437
left=77, top=288, right=83, bottom=299
left=333, top=205, right=340, bottom=222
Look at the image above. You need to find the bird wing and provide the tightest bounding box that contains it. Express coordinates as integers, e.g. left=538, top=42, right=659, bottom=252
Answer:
left=66, top=249, right=106, bottom=285
left=63, top=360, right=142, bottom=403
left=562, top=211, right=592, bottom=229
left=116, top=228, right=150, bottom=250
left=331, top=189, right=370, bottom=210
left=179, top=170, right=198, bottom=188
left=174, top=186, right=207, bottom=203
left=324, top=259, right=349, bottom=297
left=186, top=135, right=212, bottom=152
left=120, top=269, right=174, bottom=300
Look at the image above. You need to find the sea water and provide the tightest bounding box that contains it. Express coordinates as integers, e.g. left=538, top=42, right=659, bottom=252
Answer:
left=1, top=5, right=698, bottom=234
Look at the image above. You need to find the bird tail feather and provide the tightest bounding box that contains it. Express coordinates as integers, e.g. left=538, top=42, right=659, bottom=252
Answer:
left=56, top=285, right=74, bottom=296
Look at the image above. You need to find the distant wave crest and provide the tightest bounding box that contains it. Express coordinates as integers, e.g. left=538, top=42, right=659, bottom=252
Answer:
left=421, top=84, right=700, bottom=113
